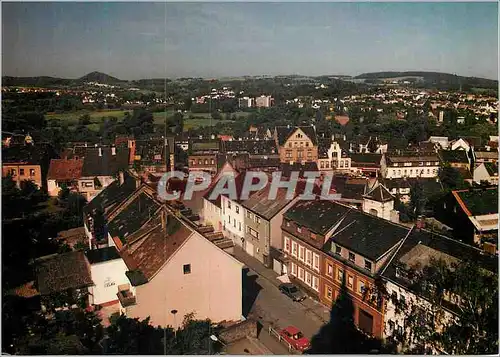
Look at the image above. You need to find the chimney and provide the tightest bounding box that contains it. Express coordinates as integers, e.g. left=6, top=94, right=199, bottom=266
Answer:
left=98, top=147, right=102, bottom=157
left=111, top=146, right=116, bottom=156
left=119, top=171, right=124, bottom=185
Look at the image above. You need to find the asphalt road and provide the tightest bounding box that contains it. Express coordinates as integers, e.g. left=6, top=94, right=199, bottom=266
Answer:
left=242, top=268, right=327, bottom=354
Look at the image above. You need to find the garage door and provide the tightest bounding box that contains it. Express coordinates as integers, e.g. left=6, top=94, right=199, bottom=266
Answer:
left=245, top=240, right=254, bottom=256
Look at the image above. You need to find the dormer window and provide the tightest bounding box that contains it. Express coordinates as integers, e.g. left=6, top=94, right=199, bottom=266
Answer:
left=297, top=226, right=302, bottom=233
left=348, top=252, right=355, bottom=262
left=364, top=260, right=372, bottom=271
left=335, top=245, right=342, bottom=255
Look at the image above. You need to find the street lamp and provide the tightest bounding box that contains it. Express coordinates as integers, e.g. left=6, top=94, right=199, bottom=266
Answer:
left=171, top=309, right=178, bottom=337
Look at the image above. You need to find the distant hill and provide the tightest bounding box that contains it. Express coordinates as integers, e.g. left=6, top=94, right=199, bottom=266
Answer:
left=355, top=71, right=498, bottom=89
left=78, top=71, right=124, bottom=84
left=2, top=76, right=72, bottom=87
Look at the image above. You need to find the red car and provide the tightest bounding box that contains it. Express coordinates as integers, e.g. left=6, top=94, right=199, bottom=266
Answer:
left=279, top=326, right=310, bottom=351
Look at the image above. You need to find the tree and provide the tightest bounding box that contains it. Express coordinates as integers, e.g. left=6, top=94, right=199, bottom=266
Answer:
left=438, top=165, right=466, bottom=190
left=78, top=114, right=91, bottom=126
left=385, top=259, right=498, bottom=354
left=409, top=181, right=426, bottom=219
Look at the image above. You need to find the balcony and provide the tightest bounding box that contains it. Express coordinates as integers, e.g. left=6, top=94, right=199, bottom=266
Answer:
left=117, top=289, right=136, bottom=307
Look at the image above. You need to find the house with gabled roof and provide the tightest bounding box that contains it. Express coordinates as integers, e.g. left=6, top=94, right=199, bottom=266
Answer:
left=473, top=162, right=498, bottom=185
left=82, top=170, right=244, bottom=327
left=274, top=125, right=318, bottom=164
left=77, top=145, right=130, bottom=201
left=47, top=158, right=84, bottom=196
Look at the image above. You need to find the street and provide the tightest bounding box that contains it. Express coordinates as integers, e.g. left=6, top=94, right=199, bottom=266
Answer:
left=237, top=248, right=331, bottom=354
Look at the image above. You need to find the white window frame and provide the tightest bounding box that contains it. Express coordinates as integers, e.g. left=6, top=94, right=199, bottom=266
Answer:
left=291, top=262, right=297, bottom=276
left=299, top=246, right=305, bottom=262
left=284, top=236, right=290, bottom=253
left=306, top=250, right=312, bottom=267
left=313, top=253, right=320, bottom=272
left=292, top=241, right=298, bottom=257
left=312, top=276, right=319, bottom=291
left=305, top=271, right=312, bottom=286
left=298, top=267, right=305, bottom=281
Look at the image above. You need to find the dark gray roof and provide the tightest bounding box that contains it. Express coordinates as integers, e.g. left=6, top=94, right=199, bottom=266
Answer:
left=284, top=200, right=352, bottom=235
left=438, top=149, right=469, bottom=164
left=85, top=246, right=121, bottom=264
left=134, top=138, right=170, bottom=165
left=107, top=192, right=161, bottom=244
left=81, top=146, right=129, bottom=177
left=363, top=184, right=394, bottom=203
left=222, top=139, right=278, bottom=155
left=35, top=251, right=93, bottom=295
left=83, top=171, right=138, bottom=218
left=349, top=153, right=382, bottom=167
left=275, top=125, right=318, bottom=146
left=330, top=210, right=410, bottom=260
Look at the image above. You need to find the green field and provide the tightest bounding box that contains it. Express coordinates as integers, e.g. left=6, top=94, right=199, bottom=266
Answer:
left=46, top=109, right=131, bottom=124
left=47, top=109, right=243, bottom=131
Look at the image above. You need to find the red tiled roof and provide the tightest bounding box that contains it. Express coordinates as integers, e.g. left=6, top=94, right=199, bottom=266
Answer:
left=47, top=158, right=84, bottom=180
left=335, top=115, right=350, bottom=126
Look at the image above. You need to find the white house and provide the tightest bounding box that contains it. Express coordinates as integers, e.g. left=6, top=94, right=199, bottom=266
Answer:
left=450, top=138, right=471, bottom=151
left=427, top=136, right=449, bottom=149
left=473, top=162, right=498, bottom=185
left=86, top=247, right=131, bottom=306
left=382, top=153, right=440, bottom=179
left=362, top=181, right=399, bottom=222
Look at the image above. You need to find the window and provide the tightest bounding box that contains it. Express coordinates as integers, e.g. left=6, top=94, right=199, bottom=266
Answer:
left=233, top=219, right=236, bottom=228
left=198, top=159, right=202, bottom=165
left=191, top=160, right=195, bottom=166
left=20, top=169, right=25, bottom=176
left=310, top=232, right=317, bottom=240
left=286, top=220, right=290, bottom=227
left=288, top=143, right=292, bottom=148
left=239, top=222, right=241, bottom=231
left=306, top=142, right=309, bottom=147
left=183, top=264, right=191, bottom=274
left=211, top=159, right=215, bottom=165
left=347, top=275, right=354, bottom=289
left=204, top=159, right=208, bottom=165
left=307, top=151, right=312, bottom=158
left=297, top=226, right=302, bottom=233
left=299, top=246, right=305, bottom=262
left=427, top=169, right=430, bottom=174
left=235, top=206, right=239, bottom=214
left=305, top=271, right=312, bottom=286
left=292, top=242, right=298, bottom=257
left=306, top=250, right=312, bottom=267
left=256, top=216, right=261, bottom=224
left=326, top=286, right=333, bottom=300
left=247, top=211, right=252, bottom=219
left=400, top=295, right=406, bottom=305
left=284, top=237, right=290, bottom=253
left=335, top=245, right=342, bottom=255
left=359, top=281, right=365, bottom=294
left=364, top=260, right=372, bottom=271
left=327, top=263, right=333, bottom=277
left=298, top=267, right=305, bottom=281
left=228, top=201, right=231, bottom=209
left=248, top=227, right=259, bottom=239
left=313, top=254, right=320, bottom=272
left=11, top=169, right=17, bottom=176
left=320, top=161, right=325, bottom=169
left=312, top=276, right=319, bottom=291
left=337, top=268, right=343, bottom=283
left=291, top=262, right=297, bottom=276
left=348, top=252, right=355, bottom=262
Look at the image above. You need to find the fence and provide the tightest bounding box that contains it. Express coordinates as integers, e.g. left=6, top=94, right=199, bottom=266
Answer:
left=268, top=326, right=297, bottom=353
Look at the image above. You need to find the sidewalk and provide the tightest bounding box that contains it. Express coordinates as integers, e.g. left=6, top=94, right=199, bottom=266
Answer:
left=233, top=246, right=330, bottom=325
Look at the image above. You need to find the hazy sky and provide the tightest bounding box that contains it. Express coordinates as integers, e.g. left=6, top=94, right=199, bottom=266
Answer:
left=2, top=2, right=498, bottom=80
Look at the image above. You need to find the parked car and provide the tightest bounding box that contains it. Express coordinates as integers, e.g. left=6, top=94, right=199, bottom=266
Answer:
left=279, top=326, right=310, bottom=351
left=279, top=283, right=307, bottom=302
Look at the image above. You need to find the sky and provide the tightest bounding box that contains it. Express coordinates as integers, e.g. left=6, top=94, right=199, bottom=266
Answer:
left=2, top=2, right=498, bottom=80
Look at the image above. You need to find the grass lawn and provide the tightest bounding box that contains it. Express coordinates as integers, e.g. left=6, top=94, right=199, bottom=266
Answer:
left=184, top=118, right=233, bottom=130
left=46, top=109, right=131, bottom=124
